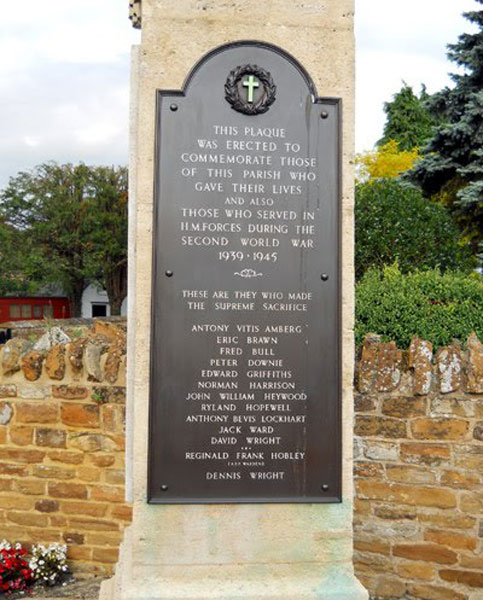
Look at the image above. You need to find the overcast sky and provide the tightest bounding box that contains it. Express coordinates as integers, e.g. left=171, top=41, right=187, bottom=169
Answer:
left=0, top=0, right=479, bottom=188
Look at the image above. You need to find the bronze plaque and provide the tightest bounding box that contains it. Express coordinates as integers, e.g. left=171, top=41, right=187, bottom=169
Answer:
left=148, top=41, right=341, bottom=503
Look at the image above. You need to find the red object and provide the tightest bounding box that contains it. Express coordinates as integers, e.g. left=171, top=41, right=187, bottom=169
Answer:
left=0, top=297, right=70, bottom=324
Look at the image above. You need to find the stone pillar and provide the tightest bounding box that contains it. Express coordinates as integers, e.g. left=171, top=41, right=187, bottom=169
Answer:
left=100, top=1, right=366, bottom=598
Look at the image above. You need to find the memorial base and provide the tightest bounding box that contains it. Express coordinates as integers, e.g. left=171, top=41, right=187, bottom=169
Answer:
left=100, top=506, right=367, bottom=600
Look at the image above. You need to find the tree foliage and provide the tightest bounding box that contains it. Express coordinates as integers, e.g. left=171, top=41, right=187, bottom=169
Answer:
left=378, top=83, right=439, bottom=150
left=409, top=1, right=483, bottom=255
left=0, top=163, right=128, bottom=316
left=84, top=166, right=128, bottom=316
left=356, top=139, right=420, bottom=182
left=355, top=179, right=473, bottom=280
left=356, top=264, right=483, bottom=349
left=0, top=220, right=38, bottom=296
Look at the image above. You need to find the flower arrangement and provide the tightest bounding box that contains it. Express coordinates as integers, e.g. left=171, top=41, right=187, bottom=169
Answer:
left=0, top=541, right=34, bottom=595
left=29, top=543, right=69, bottom=587
left=0, top=540, right=70, bottom=596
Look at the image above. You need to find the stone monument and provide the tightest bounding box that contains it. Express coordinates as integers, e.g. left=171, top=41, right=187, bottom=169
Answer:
left=100, top=1, right=367, bottom=598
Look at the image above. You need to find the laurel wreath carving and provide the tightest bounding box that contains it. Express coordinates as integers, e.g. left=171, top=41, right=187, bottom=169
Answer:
left=224, top=64, right=276, bottom=115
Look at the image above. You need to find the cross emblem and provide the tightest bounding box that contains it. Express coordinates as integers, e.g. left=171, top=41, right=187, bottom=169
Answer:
left=242, top=75, right=260, bottom=103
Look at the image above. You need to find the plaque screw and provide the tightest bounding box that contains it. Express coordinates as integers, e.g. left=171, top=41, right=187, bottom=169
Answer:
left=320, top=111, right=329, bottom=119
left=160, top=484, right=169, bottom=492
left=165, top=270, right=173, bottom=277
left=170, top=103, right=178, bottom=112
left=321, top=484, right=329, bottom=492
left=321, top=274, right=329, bottom=281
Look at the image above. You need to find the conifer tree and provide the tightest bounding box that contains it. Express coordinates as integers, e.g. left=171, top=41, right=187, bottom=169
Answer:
left=410, top=1, right=483, bottom=254
left=378, top=83, right=438, bottom=151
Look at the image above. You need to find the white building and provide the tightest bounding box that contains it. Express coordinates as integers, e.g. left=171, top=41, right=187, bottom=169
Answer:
left=81, top=283, right=127, bottom=318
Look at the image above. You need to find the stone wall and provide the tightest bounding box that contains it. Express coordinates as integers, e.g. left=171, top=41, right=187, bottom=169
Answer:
left=0, top=321, right=131, bottom=576
left=2, top=322, right=482, bottom=594
left=354, top=333, right=483, bottom=600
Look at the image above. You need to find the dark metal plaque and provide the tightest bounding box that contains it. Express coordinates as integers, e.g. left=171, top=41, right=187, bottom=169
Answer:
left=148, top=41, right=341, bottom=503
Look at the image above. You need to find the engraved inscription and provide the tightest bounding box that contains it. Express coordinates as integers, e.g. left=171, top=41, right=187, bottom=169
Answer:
left=149, top=43, right=341, bottom=503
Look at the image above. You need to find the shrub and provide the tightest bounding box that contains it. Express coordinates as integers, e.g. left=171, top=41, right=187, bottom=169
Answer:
left=355, top=264, right=483, bottom=349
left=355, top=179, right=473, bottom=280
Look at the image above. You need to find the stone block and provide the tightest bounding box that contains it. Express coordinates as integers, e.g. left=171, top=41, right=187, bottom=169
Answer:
left=358, top=336, right=403, bottom=393
left=74, top=467, right=99, bottom=483
left=21, top=351, right=44, bottom=381
left=418, top=512, right=476, bottom=529
left=52, top=385, right=89, bottom=399
left=466, top=332, right=483, bottom=394
left=104, top=351, right=123, bottom=384
left=110, top=505, right=132, bottom=521
left=91, top=485, right=125, bottom=503
left=393, top=543, right=457, bottom=564
left=382, top=396, right=427, bottom=418
left=10, top=426, right=33, bottom=446
left=0, top=463, right=28, bottom=476
left=61, top=501, right=108, bottom=518
left=35, top=428, right=67, bottom=448
left=410, top=418, right=469, bottom=440
left=0, top=385, right=16, bottom=398
left=0, top=402, right=13, bottom=425
left=408, top=337, right=433, bottom=395
left=385, top=465, right=435, bottom=485
left=34, top=327, right=71, bottom=353
left=16, top=402, right=58, bottom=424
left=48, top=450, right=84, bottom=464
left=400, top=442, right=450, bottom=466
left=61, top=403, right=100, bottom=428
left=2, top=338, right=31, bottom=375
left=355, top=415, right=407, bottom=438
left=68, top=517, right=119, bottom=532
left=35, top=499, right=59, bottom=513
left=16, top=479, right=46, bottom=495
left=354, top=461, right=384, bottom=478
left=68, top=433, right=117, bottom=453
left=66, top=340, right=86, bottom=373
left=437, top=343, right=463, bottom=393
left=7, top=510, right=49, bottom=527
left=45, top=345, right=66, bottom=380
left=88, top=453, right=116, bottom=467
left=374, top=506, right=417, bottom=520
left=363, top=440, right=399, bottom=461
left=406, top=583, right=466, bottom=600
left=33, top=465, right=75, bottom=479
left=84, top=343, right=104, bottom=382
left=356, top=480, right=456, bottom=509
left=430, top=397, right=475, bottom=418
left=374, top=577, right=406, bottom=598
left=395, top=561, right=435, bottom=581
left=91, top=386, right=126, bottom=404
left=63, top=532, right=85, bottom=545
left=48, top=481, right=88, bottom=499
left=353, top=538, right=390, bottom=555
left=0, top=447, right=45, bottom=463
left=440, top=469, right=480, bottom=489
left=473, top=421, right=483, bottom=441
left=439, top=569, right=483, bottom=589
left=460, top=492, right=483, bottom=514
left=105, top=469, right=125, bottom=485
left=354, top=394, right=376, bottom=412
left=92, top=547, right=119, bottom=564
left=424, top=528, right=477, bottom=551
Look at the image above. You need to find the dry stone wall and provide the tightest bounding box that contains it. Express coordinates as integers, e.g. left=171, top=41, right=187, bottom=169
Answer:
left=354, top=333, right=483, bottom=600
left=0, top=321, right=131, bottom=576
